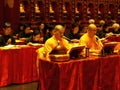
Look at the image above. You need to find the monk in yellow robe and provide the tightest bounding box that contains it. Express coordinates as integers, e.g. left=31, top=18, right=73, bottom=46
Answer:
left=79, top=24, right=103, bottom=53
left=37, top=25, right=71, bottom=61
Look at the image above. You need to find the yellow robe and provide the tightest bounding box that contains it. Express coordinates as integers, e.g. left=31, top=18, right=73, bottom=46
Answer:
left=79, top=33, right=103, bottom=51
left=37, top=36, right=71, bottom=61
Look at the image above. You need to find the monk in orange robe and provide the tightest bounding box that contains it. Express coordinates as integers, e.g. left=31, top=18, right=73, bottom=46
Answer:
left=37, top=25, right=71, bottom=61
left=79, top=24, right=103, bottom=53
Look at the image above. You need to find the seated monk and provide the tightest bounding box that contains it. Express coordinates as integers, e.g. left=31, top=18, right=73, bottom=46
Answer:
left=37, top=25, right=71, bottom=61
left=79, top=24, right=103, bottom=54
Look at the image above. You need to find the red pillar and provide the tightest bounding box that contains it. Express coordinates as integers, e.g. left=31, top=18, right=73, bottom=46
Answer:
left=3, top=0, right=20, bottom=31
left=0, top=0, right=4, bottom=33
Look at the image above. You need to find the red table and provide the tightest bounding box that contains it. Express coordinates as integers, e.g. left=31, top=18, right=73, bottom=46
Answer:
left=107, top=35, right=120, bottom=42
left=0, top=45, right=41, bottom=87
left=98, top=55, right=119, bottom=90
left=39, top=55, right=120, bottom=90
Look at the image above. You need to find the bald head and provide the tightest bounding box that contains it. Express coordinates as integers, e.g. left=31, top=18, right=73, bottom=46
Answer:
left=88, top=24, right=97, bottom=31
left=53, top=25, right=65, bottom=40
left=99, top=20, right=105, bottom=25
left=54, top=25, right=64, bottom=32
left=87, top=24, right=97, bottom=37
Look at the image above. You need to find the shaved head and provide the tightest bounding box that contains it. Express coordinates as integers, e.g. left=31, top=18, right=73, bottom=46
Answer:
left=54, top=25, right=64, bottom=32
left=53, top=25, right=65, bottom=40
left=87, top=24, right=97, bottom=37
left=88, top=24, right=97, bottom=31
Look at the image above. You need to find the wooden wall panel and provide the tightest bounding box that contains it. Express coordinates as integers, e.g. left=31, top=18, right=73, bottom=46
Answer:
left=0, top=0, right=19, bottom=32
left=1, top=0, right=120, bottom=31
left=0, top=0, right=4, bottom=33
left=18, top=0, right=120, bottom=29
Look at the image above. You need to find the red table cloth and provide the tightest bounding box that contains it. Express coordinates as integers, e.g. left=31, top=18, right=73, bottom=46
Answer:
left=0, top=45, right=41, bottom=87
left=98, top=55, right=119, bottom=90
left=107, top=35, right=120, bottom=42
left=39, top=55, right=120, bottom=90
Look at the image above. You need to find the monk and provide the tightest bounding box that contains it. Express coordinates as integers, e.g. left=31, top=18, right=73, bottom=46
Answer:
left=79, top=24, right=103, bottom=53
left=37, top=24, right=71, bottom=61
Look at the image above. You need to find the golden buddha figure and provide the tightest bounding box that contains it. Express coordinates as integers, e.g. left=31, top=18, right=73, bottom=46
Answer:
left=118, top=9, right=120, bottom=14
left=108, top=11, right=111, bottom=14
left=35, top=4, right=40, bottom=13
left=75, top=7, right=79, bottom=14
left=63, top=4, right=67, bottom=13
left=98, top=10, right=101, bottom=14
left=49, top=4, right=54, bottom=13
left=87, top=8, right=91, bottom=14
left=20, top=3, right=25, bottom=13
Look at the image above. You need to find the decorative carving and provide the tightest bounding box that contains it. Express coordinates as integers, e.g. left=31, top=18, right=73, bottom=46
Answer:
left=19, top=0, right=120, bottom=28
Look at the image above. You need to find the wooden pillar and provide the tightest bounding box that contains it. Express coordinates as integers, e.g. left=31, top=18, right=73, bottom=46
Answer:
left=4, top=0, right=19, bottom=31
left=0, top=0, right=5, bottom=33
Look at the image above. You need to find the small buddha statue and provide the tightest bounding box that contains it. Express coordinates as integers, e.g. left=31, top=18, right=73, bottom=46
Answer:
left=49, top=4, right=54, bottom=13
left=35, top=4, right=40, bottom=13
left=63, top=4, right=67, bottom=13
left=75, top=7, right=79, bottom=14
left=87, top=8, right=91, bottom=14
left=98, top=10, right=101, bottom=14
left=20, top=3, right=25, bottom=13
left=118, top=9, right=120, bottom=14
left=108, top=11, right=111, bottom=14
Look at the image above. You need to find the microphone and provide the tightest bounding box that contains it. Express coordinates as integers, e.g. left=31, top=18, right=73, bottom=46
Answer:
left=96, top=36, right=99, bottom=42
left=63, top=36, right=71, bottom=42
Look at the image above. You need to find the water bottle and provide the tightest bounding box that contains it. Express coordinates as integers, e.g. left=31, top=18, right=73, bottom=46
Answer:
left=85, top=47, right=89, bottom=57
